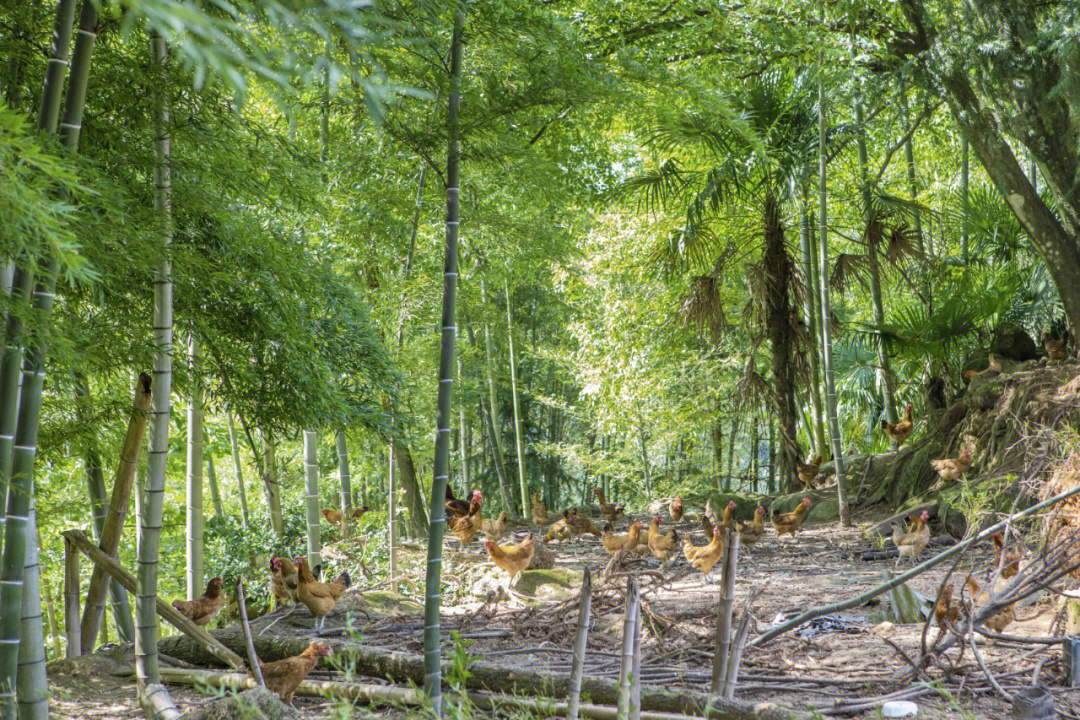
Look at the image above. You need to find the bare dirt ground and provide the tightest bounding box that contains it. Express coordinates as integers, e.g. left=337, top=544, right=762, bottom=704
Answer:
left=48, top=506, right=1080, bottom=719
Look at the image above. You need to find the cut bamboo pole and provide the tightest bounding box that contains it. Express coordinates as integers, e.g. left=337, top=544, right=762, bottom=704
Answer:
left=630, top=599, right=642, bottom=720
left=139, top=683, right=181, bottom=720
left=155, top=668, right=715, bottom=720
left=64, top=537, right=80, bottom=659
left=64, top=529, right=244, bottom=670
left=568, top=567, right=592, bottom=720
left=712, top=530, right=739, bottom=694
left=722, top=602, right=751, bottom=699
left=81, top=373, right=151, bottom=650
left=618, top=578, right=640, bottom=719
left=235, top=579, right=263, bottom=688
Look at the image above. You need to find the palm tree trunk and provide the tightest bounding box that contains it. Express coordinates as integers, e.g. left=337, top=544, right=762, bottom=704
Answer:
left=136, top=29, right=174, bottom=690
left=505, top=280, right=526, bottom=519
left=335, top=431, right=353, bottom=540
left=960, top=137, right=969, bottom=265
left=818, top=73, right=849, bottom=526
left=205, top=441, right=223, bottom=519
left=900, top=87, right=925, bottom=258
left=227, top=414, right=249, bottom=528
left=762, top=194, right=798, bottom=489
left=185, top=334, right=204, bottom=600
left=795, top=176, right=828, bottom=458
left=767, top=418, right=775, bottom=493
left=303, top=430, right=321, bottom=569
left=855, top=103, right=898, bottom=429
left=423, top=9, right=463, bottom=711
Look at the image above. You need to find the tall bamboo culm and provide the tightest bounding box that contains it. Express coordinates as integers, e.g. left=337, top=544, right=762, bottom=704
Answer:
left=205, top=444, right=223, bottom=518
left=16, top=499, right=46, bottom=720
left=185, top=334, right=204, bottom=600
left=505, top=280, right=527, bottom=519
left=817, top=70, right=848, bottom=525
left=0, top=2, right=81, bottom=715
left=227, top=414, right=249, bottom=528
left=303, top=430, right=321, bottom=569
left=136, top=30, right=175, bottom=697
left=335, top=431, right=352, bottom=539
left=422, top=8, right=464, bottom=712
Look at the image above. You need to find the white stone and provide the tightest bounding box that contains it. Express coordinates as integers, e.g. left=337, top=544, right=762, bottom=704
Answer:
left=881, top=700, right=918, bottom=717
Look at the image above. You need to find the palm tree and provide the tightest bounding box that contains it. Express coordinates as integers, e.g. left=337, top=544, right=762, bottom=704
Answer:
left=624, top=73, right=816, bottom=491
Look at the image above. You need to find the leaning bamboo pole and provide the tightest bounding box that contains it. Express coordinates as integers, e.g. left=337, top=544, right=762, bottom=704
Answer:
left=186, top=334, right=204, bottom=599
left=81, top=374, right=151, bottom=649
left=65, top=530, right=245, bottom=670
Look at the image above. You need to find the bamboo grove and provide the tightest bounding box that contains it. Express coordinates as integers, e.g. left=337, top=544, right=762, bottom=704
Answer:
left=0, top=0, right=1078, bottom=716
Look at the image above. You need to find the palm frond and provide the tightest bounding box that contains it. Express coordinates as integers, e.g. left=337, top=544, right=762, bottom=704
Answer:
left=830, top=253, right=871, bottom=294
left=679, top=275, right=727, bottom=338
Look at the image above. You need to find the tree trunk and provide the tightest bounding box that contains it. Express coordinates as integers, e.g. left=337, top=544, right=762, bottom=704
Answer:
left=205, top=441, right=223, bottom=519
left=423, top=10, right=463, bottom=711
left=818, top=71, right=849, bottom=525
left=303, top=430, right=321, bottom=569
left=505, top=281, right=526, bottom=520
left=900, top=88, right=925, bottom=258
left=186, top=334, right=204, bottom=600
left=394, top=439, right=428, bottom=538
left=724, top=417, right=737, bottom=492
left=259, top=431, right=284, bottom=536
left=960, top=137, right=969, bottom=265
left=767, top=419, right=775, bottom=494
left=227, top=414, right=249, bottom=529
left=335, top=431, right=353, bottom=540
left=136, top=29, right=174, bottom=691
left=762, top=194, right=798, bottom=490
left=750, top=415, right=759, bottom=494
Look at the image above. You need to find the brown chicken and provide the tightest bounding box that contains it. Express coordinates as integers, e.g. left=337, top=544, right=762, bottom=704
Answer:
left=736, top=506, right=767, bottom=547
left=991, top=533, right=1022, bottom=579
left=449, top=492, right=484, bottom=547
left=543, top=511, right=573, bottom=542
left=482, top=510, right=508, bottom=543
left=445, top=486, right=480, bottom=521
left=647, top=516, right=679, bottom=563
left=669, top=496, right=684, bottom=522
left=565, top=508, right=603, bottom=538
left=963, top=354, right=1002, bottom=382
left=700, top=512, right=716, bottom=538
left=172, top=577, right=224, bottom=627
left=601, top=521, right=647, bottom=555
left=258, top=641, right=331, bottom=703
left=351, top=505, right=370, bottom=518
left=484, top=535, right=536, bottom=586
left=270, top=557, right=297, bottom=609
left=592, top=488, right=625, bottom=523
left=772, top=498, right=811, bottom=539
left=881, top=404, right=914, bottom=445
left=795, top=455, right=823, bottom=488
left=891, top=510, right=931, bottom=568
left=531, top=493, right=548, bottom=526
left=934, top=584, right=959, bottom=632
left=683, top=526, right=724, bottom=575
left=964, top=574, right=1015, bottom=634
left=720, top=500, right=737, bottom=534
left=1044, top=332, right=1069, bottom=362
left=931, top=448, right=973, bottom=484
left=321, top=508, right=343, bottom=526
left=295, top=558, right=349, bottom=630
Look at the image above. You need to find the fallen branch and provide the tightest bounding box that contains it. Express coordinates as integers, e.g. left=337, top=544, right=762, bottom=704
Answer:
left=751, top=482, right=1080, bottom=646
left=235, top=579, right=263, bottom=688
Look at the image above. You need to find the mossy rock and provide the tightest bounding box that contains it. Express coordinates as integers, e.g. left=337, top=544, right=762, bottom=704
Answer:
left=355, top=591, right=422, bottom=616
left=705, top=493, right=765, bottom=522
left=514, top=567, right=582, bottom=601
left=767, top=491, right=838, bottom=524
left=990, top=321, right=1038, bottom=361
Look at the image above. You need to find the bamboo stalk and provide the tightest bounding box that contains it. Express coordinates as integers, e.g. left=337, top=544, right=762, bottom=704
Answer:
left=43, top=577, right=63, bottom=660
left=227, top=414, right=249, bottom=528
left=712, top=530, right=739, bottom=694
left=156, top=668, right=719, bottom=720
left=618, top=578, right=640, bottom=719
left=336, top=431, right=352, bottom=540
left=139, top=683, right=181, bottom=720
left=303, top=430, right=321, bottom=569
left=421, top=10, right=464, bottom=713
left=235, top=580, right=263, bottom=688
left=506, top=279, right=527, bottom=519
left=722, top=601, right=750, bottom=699
left=81, top=374, right=151, bottom=649
left=64, top=537, right=80, bottom=659
left=205, top=441, right=223, bottom=518
left=65, top=529, right=245, bottom=671
left=631, top=598, right=642, bottom=720
left=568, top=567, right=592, bottom=720
left=17, top=499, right=47, bottom=720
left=186, top=333, right=204, bottom=599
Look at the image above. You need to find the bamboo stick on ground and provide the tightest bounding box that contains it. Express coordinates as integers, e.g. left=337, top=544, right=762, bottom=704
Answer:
left=235, top=579, right=263, bottom=688
left=569, top=566, right=592, bottom=720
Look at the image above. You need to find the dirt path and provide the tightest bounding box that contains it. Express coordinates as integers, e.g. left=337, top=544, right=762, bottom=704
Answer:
left=50, top=509, right=1080, bottom=719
